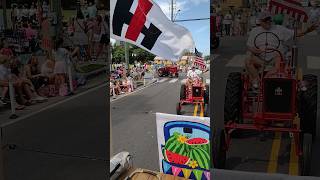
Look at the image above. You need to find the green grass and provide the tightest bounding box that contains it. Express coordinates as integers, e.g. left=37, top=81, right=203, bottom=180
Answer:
left=76, top=64, right=106, bottom=73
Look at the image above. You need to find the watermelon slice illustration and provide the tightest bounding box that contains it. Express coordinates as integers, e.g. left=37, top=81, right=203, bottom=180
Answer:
left=185, top=137, right=210, bottom=154
left=185, top=138, right=209, bottom=145
left=163, top=149, right=190, bottom=165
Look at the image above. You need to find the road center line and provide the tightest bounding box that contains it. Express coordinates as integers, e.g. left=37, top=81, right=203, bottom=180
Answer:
left=193, top=103, right=198, bottom=117
left=267, top=132, right=282, bottom=173
left=200, top=103, right=204, bottom=117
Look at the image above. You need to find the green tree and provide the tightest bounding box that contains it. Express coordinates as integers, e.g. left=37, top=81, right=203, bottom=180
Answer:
left=112, top=45, right=125, bottom=63
left=131, top=46, right=155, bottom=63
left=204, top=55, right=210, bottom=61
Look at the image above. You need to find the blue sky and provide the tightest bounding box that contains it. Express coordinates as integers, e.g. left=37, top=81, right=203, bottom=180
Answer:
left=111, top=0, right=210, bottom=56
left=155, top=0, right=210, bottom=56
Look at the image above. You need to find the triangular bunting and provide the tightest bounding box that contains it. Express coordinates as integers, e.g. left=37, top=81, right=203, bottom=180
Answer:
left=193, top=169, right=204, bottom=180
left=182, top=168, right=192, bottom=179
left=204, top=171, right=210, bottom=180
left=162, top=160, right=172, bottom=174
left=172, top=166, right=182, bottom=176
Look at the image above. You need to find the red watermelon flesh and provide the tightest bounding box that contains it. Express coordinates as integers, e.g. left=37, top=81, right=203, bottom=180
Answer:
left=165, top=150, right=190, bottom=165
left=185, top=138, right=209, bottom=145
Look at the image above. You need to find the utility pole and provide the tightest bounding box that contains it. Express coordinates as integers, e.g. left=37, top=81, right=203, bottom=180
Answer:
left=2, top=0, right=7, bottom=29
left=171, top=0, right=174, bottom=21
left=125, top=42, right=129, bottom=70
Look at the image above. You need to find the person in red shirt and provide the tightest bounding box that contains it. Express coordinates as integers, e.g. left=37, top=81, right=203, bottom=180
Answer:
left=0, top=38, right=14, bottom=58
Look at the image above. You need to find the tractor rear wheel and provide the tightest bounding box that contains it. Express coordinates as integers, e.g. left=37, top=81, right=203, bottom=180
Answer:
left=299, top=74, right=317, bottom=140
left=215, top=129, right=227, bottom=169
left=204, top=85, right=209, bottom=104
left=180, top=84, right=186, bottom=100
left=224, top=72, right=243, bottom=124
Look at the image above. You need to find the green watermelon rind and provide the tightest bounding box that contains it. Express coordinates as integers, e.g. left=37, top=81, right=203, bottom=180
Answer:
left=188, top=147, right=210, bottom=170
left=164, top=133, right=189, bottom=156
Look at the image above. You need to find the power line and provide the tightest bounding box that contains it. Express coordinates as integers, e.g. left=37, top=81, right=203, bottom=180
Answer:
left=174, top=18, right=210, bottom=22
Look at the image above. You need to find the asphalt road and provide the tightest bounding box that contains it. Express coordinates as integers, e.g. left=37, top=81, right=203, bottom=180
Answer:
left=2, top=85, right=108, bottom=180
left=212, top=34, right=320, bottom=176
left=111, top=73, right=210, bottom=171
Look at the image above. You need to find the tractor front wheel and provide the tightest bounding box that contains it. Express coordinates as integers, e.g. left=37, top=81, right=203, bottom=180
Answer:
left=204, top=103, right=210, bottom=117
left=176, top=102, right=182, bottom=115
left=180, top=84, right=186, bottom=100
left=300, top=133, right=312, bottom=176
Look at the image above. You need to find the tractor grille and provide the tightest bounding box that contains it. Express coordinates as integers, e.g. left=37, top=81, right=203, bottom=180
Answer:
left=264, top=79, right=293, bottom=113
left=192, top=87, right=202, bottom=97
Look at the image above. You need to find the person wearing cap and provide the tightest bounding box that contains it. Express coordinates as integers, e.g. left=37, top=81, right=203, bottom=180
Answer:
left=245, top=11, right=306, bottom=88
left=186, top=66, right=200, bottom=89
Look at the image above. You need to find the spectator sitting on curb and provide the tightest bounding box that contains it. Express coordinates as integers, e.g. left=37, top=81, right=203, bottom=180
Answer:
left=114, top=80, right=122, bottom=95
left=121, top=77, right=128, bottom=93
left=24, top=55, right=50, bottom=93
left=10, top=57, right=47, bottom=103
left=0, top=55, right=26, bottom=109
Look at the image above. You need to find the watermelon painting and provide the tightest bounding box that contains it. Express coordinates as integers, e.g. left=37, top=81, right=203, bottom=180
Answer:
left=163, top=149, right=190, bottom=165
left=156, top=114, right=211, bottom=180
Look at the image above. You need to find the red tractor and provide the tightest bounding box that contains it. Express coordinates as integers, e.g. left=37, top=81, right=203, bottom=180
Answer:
left=216, top=32, right=317, bottom=175
left=176, top=77, right=210, bottom=117
left=158, top=65, right=179, bottom=78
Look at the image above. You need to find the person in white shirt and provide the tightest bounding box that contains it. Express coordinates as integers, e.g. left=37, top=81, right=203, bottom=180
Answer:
left=21, top=4, right=29, bottom=22
left=29, top=3, right=37, bottom=23
left=42, top=1, right=49, bottom=18
left=223, top=11, right=233, bottom=36
left=186, top=66, right=199, bottom=88
left=245, top=11, right=306, bottom=88
left=82, top=4, right=89, bottom=19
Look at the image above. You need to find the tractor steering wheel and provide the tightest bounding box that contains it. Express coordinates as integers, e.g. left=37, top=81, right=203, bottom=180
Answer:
left=254, top=32, right=281, bottom=54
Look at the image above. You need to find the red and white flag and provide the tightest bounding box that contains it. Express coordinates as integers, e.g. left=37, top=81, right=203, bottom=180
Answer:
left=110, top=0, right=195, bottom=61
left=193, top=56, right=207, bottom=71
left=268, top=0, right=309, bottom=22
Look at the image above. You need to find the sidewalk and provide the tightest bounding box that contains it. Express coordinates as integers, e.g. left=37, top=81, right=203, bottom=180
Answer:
left=110, top=72, right=157, bottom=101
left=0, top=73, right=107, bottom=126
